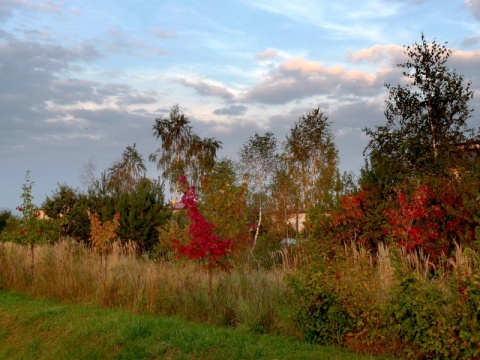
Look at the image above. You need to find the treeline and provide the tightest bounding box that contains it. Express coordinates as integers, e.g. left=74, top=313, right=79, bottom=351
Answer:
left=1, top=33, right=480, bottom=357
left=1, top=33, right=480, bottom=261
left=0, top=104, right=349, bottom=257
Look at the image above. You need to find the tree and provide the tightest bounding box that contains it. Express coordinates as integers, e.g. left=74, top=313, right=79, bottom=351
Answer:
left=238, top=132, right=277, bottom=249
left=0, top=209, right=14, bottom=233
left=114, top=178, right=170, bottom=252
left=284, top=107, right=339, bottom=211
left=172, top=175, right=234, bottom=271
left=14, top=172, right=60, bottom=275
left=89, top=212, right=120, bottom=266
left=86, top=151, right=170, bottom=251
left=267, top=156, right=300, bottom=238
left=80, top=158, right=97, bottom=191
left=108, top=143, right=146, bottom=194
left=43, top=184, right=90, bottom=240
left=149, top=104, right=222, bottom=199
left=364, top=33, right=477, bottom=183
left=199, top=158, right=249, bottom=253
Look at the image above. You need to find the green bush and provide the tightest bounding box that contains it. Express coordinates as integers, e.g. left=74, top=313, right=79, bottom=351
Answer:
left=0, top=209, right=15, bottom=233
left=291, top=243, right=480, bottom=358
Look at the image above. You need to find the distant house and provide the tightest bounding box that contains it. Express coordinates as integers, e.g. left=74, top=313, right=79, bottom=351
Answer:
left=259, top=209, right=307, bottom=234
left=447, top=139, right=480, bottom=177
left=168, top=200, right=185, bottom=213
left=286, top=210, right=307, bottom=233
left=451, top=139, right=480, bottom=159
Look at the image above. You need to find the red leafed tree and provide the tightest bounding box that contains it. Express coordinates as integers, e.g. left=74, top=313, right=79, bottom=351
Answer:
left=172, top=175, right=234, bottom=270
left=324, top=188, right=386, bottom=251
left=383, top=181, right=477, bottom=262
left=384, top=185, right=446, bottom=260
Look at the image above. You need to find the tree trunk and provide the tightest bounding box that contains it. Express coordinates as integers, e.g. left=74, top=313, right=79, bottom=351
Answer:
left=252, top=206, right=262, bottom=250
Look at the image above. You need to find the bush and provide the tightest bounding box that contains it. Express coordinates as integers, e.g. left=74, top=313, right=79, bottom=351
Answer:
left=291, top=242, right=390, bottom=352
left=291, top=243, right=480, bottom=358
left=0, top=209, right=15, bottom=233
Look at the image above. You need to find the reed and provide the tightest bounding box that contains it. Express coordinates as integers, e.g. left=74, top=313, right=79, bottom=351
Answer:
left=0, top=240, right=298, bottom=336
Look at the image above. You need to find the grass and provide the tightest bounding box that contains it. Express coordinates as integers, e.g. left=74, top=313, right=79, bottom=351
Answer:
left=0, top=241, right=299, bottom=335
left=0, top=291, right=391, bottom=360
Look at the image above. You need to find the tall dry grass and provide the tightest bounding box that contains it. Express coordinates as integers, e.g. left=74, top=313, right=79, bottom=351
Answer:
left=0, top=240, right=299, bottom=335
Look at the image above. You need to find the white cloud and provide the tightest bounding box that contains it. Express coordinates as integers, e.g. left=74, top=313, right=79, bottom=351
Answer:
left=466, top=0, right=480, bottom=20
left=176, top=78, right=234, bottom=100
left=242, top=57, right=383, bottom=105
left=348, top=44, right=405, bottom=66
left=255, top=48, right=283, bottom=60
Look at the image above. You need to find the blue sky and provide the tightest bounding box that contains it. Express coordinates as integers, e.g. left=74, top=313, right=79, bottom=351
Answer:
left=1, top=0, right=480, bottom=211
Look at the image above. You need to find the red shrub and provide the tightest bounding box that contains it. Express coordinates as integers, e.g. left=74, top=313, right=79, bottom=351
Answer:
left=172, top=175, right=235, bottom=270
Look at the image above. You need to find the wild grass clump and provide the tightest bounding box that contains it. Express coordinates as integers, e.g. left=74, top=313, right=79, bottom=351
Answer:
left=291, top=241, right=480, bottom=358
left=0, top=240, right=299, bottom=336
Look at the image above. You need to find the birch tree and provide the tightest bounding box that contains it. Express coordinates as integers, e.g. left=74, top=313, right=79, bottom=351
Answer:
left=364, top=33, right=477, bottom=183
left=238, top=132, right=277, bottom=250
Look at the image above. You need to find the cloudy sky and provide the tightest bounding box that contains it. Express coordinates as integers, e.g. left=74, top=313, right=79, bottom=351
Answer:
left=2, top=0, right=480, bottom=211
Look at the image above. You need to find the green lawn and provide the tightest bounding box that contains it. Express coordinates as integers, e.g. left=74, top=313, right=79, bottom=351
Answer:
left=0, top=291, right=393, bottom=360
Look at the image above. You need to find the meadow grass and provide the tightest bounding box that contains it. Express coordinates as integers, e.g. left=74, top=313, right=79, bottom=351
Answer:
left=0, top=291, right=394, bottom=360
left=0, top=240, right=301, bottom=336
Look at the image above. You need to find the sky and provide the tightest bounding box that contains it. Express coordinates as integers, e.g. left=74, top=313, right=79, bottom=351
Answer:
left=1, top=0, right=480, bottom=211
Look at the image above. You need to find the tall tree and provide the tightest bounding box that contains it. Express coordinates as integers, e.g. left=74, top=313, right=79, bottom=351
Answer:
left=284, top=107, right=339, bottom=210
left=364, top=33, right=477, bottom=183
left=80, top=158, right=97, bottom=192
left=267, top=155, right=300, bottom=238
left=149, top=105, right=222, bottom=199
left=238, top=132, right=277, bottom=249
left=108, top=143, right=146, bottom=194
left=199, top=158, right=249, bottom=251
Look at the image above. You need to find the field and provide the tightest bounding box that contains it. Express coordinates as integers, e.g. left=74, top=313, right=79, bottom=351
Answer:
left=0, top=291, right=391, bottom=360
left=0, top=240, right=395, bottom=359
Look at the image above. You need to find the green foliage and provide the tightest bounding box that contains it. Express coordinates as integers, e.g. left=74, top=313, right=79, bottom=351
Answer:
left=291, top=244, right=386, bottom=350
left=292, top=242, right=480, bottom=358
left=153, top=212, right=190, bottom=261
left=149, top=104, right=222, bottom=195
left=199, top=158, right=249, bottom=255
left=0, top=209, right=15, bottom=233
left=7, top=172, right=61, bottom=246
left=107, top=143, right=147, bottom=195
left=267, top=156, right=301, bottom=239
left=238, top=131, right=278, bottom=249
left=89, top=177, right=170, bottom=252
left=0, top=217, right=21, bottom=243
left=42, top=184, right=90, bottom=240
left=364, top=33, right=478, bottom=184
left=114, top=178, right=170, bottom=252
left=284, top=107, right=340, bottom=211
left=385, top=261, right=458, bottom=359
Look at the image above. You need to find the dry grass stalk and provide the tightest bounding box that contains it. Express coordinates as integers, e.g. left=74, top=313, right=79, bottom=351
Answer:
left=0, top=240, right=296, bottom=335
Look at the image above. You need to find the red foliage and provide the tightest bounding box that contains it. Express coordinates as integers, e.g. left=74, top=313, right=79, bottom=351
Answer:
left=384, top=185, right=445, bottom=259
left=383, top=181, right=477, bottom=261
left=323, top=178, right=478, bottom=263
left=326, top=189, right=384, bottom=250
left=172, top=176, right=235, bottom=270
